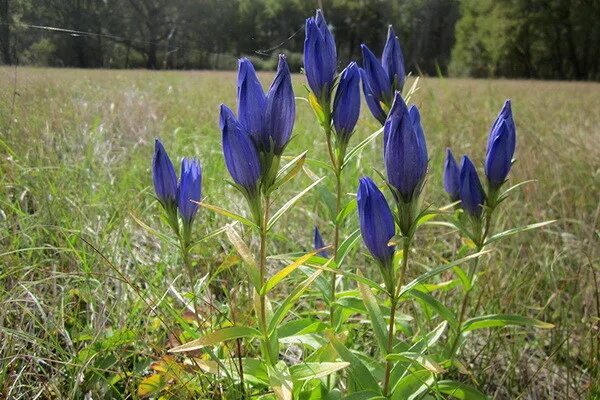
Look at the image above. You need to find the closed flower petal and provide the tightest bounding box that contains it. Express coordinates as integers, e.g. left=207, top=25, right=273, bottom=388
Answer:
left=485, top=120, right=513, bottom=187
left=303, top=10, right=336, bottom=99
left=220, top=104, right=261, bottom=193
left=488, top=99, right=516, bottom=157
left=313, top=226, right=328, bottom=258
left=152, top=139, right=178, bottom=207
left=384, top=93, right=428, bottom=202
left=361, top=44, right=392, bottom=105
left=443, top=148, right=460, bottom=201
left=177, top=157, right=202, bottom=225
left=357, top=177, right=396, bottom=266
left=237, top=58, right=266, bottom=143
left=360, top=68, right=386, bottom=125
left=459, top=156, right=485, bottom=217
left=381, top=25, right=405, bottom=91
left=264, top=55, right=295, bottom=154
left=333, top=62, right=361, bottom=142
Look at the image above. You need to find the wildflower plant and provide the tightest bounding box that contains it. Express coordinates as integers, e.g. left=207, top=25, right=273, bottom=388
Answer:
left=141, top=11, right=555, bottom=400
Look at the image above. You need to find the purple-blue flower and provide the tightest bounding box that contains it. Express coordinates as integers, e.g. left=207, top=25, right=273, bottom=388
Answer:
left=220, top=104, right=261, bottom=194
left=360, top=67, right=386, bottom=125
left=443, top=148, right=460, bottom=201
left=485, top=100, right=516, bottom=188
left=381, top=25, right=406, bottom=92
left=361, top=44, right=392, bottom=106
left=332, top=62, right=361, bottom=142
left=488, top=100, right=516, bottom=157
left=177, top=158, right=202, bottom=225
left=313, top=226, right=328, bottom=258
left=383, top=93, right=428, bottom=202
left=152, top=139, right=178, bottom=208
left=237, top=56, right=294, bottom=155
left=459, top=156, right=485, bottom=217
left=303, top=9, right=337, bottom=99
left=357, top=177, right=396, bottom=266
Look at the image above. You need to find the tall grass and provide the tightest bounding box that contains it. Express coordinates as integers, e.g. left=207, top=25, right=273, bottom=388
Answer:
left=0, top=67, right=598, bottom=398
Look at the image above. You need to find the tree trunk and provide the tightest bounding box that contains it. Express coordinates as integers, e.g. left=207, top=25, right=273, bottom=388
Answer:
left=0, top=0, right=12, bottom=64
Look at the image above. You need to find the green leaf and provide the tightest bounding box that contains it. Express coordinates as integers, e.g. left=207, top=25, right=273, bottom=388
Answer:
left=268, top=177, right=325, bottom=230
left=188, top=225, right=228, bottom=250
left=484, top=220, right=555, bottom=246
left=262, top=250, right=319, bottom=294
left=497, top=179, right=536, bottom=202
left=200, top=202, right=258, bottom=230
left=325, top=331, right=381, bottom=393
left=290, top=362, right=350, bottom=381
left=269, top=362, right=293, bottom=400
left=434, top=380, right=489, bottom=399
left=391, top=369, right=434, bottom=400
left=344, top=392, right=386, bottom=400
left=225, top=224, right=261, bottom=289
left=408, top=289, right=458, bottom=331
left=335, top=228, right=362, bottom=266
left=272, top=151, right=308, bottom=191
left=462, top=314, right=554, bottom=332
left=342, top=126, right=384, bottom=169
left=336, top=199, right=357, bottom=226
left=169, top=326, right=261, bottom=352
left=357, top=278, right=390, bottom=355
left=409, top=322, right=448, bottom=353
left=398, top=251, right=488, bottom=299
left=385, top=352, right=444, bottom=374
left=268, top=269, right=324, bottom=334
left=278, top=318, right=327, bottom=338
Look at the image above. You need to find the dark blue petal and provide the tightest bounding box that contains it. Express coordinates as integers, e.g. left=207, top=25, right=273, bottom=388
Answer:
left=384, top=93, right=428, bottom=202
left=152, top=139, right=178, bottom=206
left=488, top=99, right=516, bottom=157
left=264, top=55, right=295, bottom=154
left=333, top=62, right=361, bottom=141
left=315, top=9, right=337, bottom=83
left=220, top=104, right=261, bottom=193
left=443, top=148, right=460, bottom=201
left=357, top=177, right=395, bottom=266
left=485, top=120, right=512, bottom=187
left=408, top=105, right=428, bottom=167
left=381, top=25, right=406, bottom=91
left=360, top=68, right=386, bottom=125
left=237, top=58, right=266, bottom=144
left=303, top=12, right=336, bottom=99
left=313, top=226, right=328, bottom=258
left=177, top=157, right=202, bottom=225
left=361, top=44, right=392, bottom=104
left=459, top=156, right=485, bottom=217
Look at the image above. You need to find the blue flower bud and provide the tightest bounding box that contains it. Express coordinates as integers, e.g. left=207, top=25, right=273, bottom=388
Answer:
left=152, top=139, right=178, bottom=207
left=177, top=157, right=202, bottom=225
left=488, top=100, right=516, bottom=157
left=357, top=177, right=396, bottom=266
left=485, top=120, right=513, bottom=188
left=361, top=44, right=392, bottom=105
left=303, top=9, right=336, bottom=99
left=443, top=148, right=460, bottom=201
left=360, top=67, right=386, bottom=125
left=264, top=55, right=295, bottom=155
left=237, top=58, right=266, bottom=142
left=313, top=226, right=328, bottom=258
left=459, top=156, right=485, bottom=217
left=220, top=104, right=261, bottom=194
left=382, top=25, right=405, bottom=92
left=332, top=62, right=361, bottom=142
left=383, top=93, right=428, bottom=202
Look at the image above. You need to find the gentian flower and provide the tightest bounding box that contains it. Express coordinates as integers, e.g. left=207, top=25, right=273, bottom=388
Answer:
left=332, top=62, right=361, bottom=143
left=303, top=9, right=337, bottom=100
left=313, top=226, right=328, bottom=258
left=177, top=157, right=202, bottom=226
left=357, top=177, right=396, bottom=267
left=152, top=139, right=178, bottom=208
left=237, top=55, right=295, bottom=155
left=220, top=104, right=261, bottom=194
left=459, top=156, right=485, bottom=217
left=443, top=148, right=460, bottom=201
left=485, top=100, right=516, bottom=188
left=383, top=93, right=428, bottom=203
left=361, top=25, right=406, bottom=123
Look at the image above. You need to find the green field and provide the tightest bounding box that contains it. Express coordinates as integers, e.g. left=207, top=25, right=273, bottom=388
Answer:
left=1, top=67, right=599, bottom=399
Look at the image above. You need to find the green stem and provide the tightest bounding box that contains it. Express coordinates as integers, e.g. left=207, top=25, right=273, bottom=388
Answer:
left=383, top=237, right=411, bottom=396
left=330, top=165, right=342, bottom=325
left=258, top=194, right=275, bottom=365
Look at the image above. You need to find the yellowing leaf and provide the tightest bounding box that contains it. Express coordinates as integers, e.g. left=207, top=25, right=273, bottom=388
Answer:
left=137, top=374, right=166, bottom=398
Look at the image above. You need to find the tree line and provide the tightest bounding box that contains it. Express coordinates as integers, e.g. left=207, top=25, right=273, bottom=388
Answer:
left=0, top=0, right=598, bottom=80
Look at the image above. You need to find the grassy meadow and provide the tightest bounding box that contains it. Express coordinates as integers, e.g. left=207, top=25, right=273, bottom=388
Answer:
left=0, top=67, right=599, bottom=399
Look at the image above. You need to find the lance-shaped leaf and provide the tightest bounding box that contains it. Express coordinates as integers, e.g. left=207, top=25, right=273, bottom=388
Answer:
left=267, top=176, right=325, bottom=230
left=462, top=314, right=554, bottom=332
left=169, top=326, right=261, bottom=353
left=434, top=380, right=489, bottom=400
left=262, top=250, right=319, bottom=294
left=357, top=277, right=389, bottom=355
left=385, top=352, right=444, bottom=374
left=225, top=224, right=261, bottom=289
left=200, top=201, right=258, bottom=230
left=342, top=126, right=384, bottom=169
left=484, top=220, right=555, bottom=246
left=290, top=362, right=350, bottom=381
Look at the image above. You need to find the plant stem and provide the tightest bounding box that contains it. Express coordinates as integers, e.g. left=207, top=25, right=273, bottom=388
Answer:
left=258, top=194, right=274, bottom=365
left=383, top=237, right=411, bottom=396
left=180, top=233, right=203, bottom=330
left=330, top=166, right=342, bottom=325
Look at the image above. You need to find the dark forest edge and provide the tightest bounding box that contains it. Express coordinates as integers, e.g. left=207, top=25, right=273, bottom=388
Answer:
left=0, top=0, right=598, bottom=81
